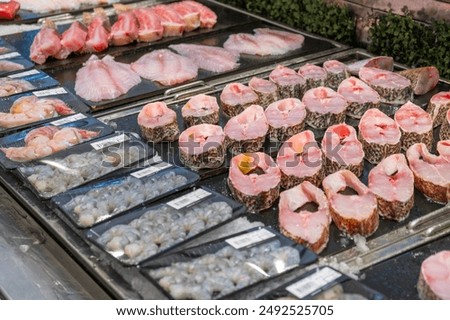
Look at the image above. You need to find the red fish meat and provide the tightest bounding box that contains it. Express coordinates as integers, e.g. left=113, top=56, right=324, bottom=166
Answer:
left=60, top=21, right=88, bottom=53
left=133, top=7, right=163, bottom=42
left=0, top=1, right=20, bottom=20
left=109, top=4, right=139, bottom=46
left=169, top=2, right=201, bottom=32
left=150, top=5, right=185, bottom=37
left=265, top=98, right=306, bottom=142
left=29, top=20, right=62, bottom=64
left=83, top=8, right=110, bottom=53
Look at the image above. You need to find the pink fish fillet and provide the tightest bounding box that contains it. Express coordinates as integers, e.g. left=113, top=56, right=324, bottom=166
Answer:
left=29, top=20, right=62, bottom=64
left=110, top=7, right=139, bottom=46
left=346, top=56, right=394, bottom=75
left=321, top=124, right=364, bottom=176
left=60, top=21, right=88, bottom=53
left=322, top=169, right=379, bottom=237
left=133, top=7, right=163, bottom=42
left=406, top=143, right=450, bottom=203
left=276, top=130, right=323, bottom=189
left=253, top=28, right=304, bottom=51
left=150, top=5, right=185, bottom=37
left=368, top=153, right=414, bottom=221
left=181, top=0, right=217, bottom=28
left=130, top=49, right=198, bottom=86
left=169, top=2, right=201, bottom=32
left=83, top=9, right=110, bottom=53
left=169, top=43, right=239, bottom=73
left=101, top=55, right=141, bottom=95
left=418, top=251, right=450, bottom=300
left=279, top=181, right=331, bottom=253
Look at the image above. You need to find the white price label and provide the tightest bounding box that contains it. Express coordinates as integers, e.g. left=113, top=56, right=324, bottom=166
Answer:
left=33, top=87, right=67, bottom=97
left=8, top=69, right=39, bottom=78
left=0, top=52, right=20, bottom=60
left=91, top=134, right=129, bottom=150
left=131, top=162, right=172, bottom=179
left=286, top=267, right=342, bottom=299
left=50, top=113, right=86, bottom=126
left=226, top=228, right=276, bottom=250
left=167, top=188, right=211, bottom=210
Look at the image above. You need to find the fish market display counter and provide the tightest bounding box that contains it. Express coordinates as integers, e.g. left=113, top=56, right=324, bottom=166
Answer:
left=0, top=0, right=449, bottom=300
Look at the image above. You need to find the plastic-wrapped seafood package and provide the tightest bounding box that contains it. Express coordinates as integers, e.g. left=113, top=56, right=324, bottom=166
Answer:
left=0, top=51, right=34, bottom=77
left=0, top=87, right=90, bottom=135
left=52, top=161, right=199, bottom=228
left=17, top=133, right=152, bottom=199
left=260, top=266, right=384, bottom=300
left=0, top=114, right=114, bottom=169
left=0, top=69, right=59, bottom=98
left=140, top=227, right=317, bottom=299
left=86, top=187, right=246, bottom=265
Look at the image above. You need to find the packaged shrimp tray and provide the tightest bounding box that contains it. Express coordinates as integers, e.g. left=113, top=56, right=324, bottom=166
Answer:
left=0, top=69, right=59, bottom=98
left=0, top=87, right=90, bottom=136
left=85, top=186, right=247, bottom=266
left=52, top=161, right=200, bottom=229
left=0, top=114, right=115, bottom=169
left=139, top=226, right=317, bottom=299
left=16, top=132, right=154, bottom=199
left=0, top=51, right=35, bottom=77
left=260, top=266, right=385, bottom=300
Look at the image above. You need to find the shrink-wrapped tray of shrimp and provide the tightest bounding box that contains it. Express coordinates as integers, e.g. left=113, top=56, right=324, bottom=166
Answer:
left=16, top=132, right=153, bottom=199
left=85, top=186, right=247, bottom=266
left=0, top=114, right=115, bottom=169
left=139, top=226, right=317, bottom=299
left=0, top=50, right=34, bottom=77
left=259, top=266, right=384, bottom=300
left=0, top=69, right=59, bottom=98
left=52, top=160, right=200, bottom=228
left=0, top=86, right=90, bottom=136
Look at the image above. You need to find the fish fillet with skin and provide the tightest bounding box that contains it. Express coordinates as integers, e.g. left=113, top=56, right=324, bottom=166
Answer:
left=83, top=8, right=110, bottom=53
left=398, top=66, right=439, bottom=95
left=337, top=76, right=380, bottom=118
left=418, top=251, right=450, bottom=300
left=169, top=2, right=200, bottom=32
left=427, top=91, right=450, bottom=128
left=133, top=7, right=163, bottom=42
left=150, top=5, right=185, bottom=37
left=220, top=82, right=259, bottom=117
left=109, top=5, right=139, bottom=46
left=131, top=49, right=198, bottom=86
left=60, top=21, right=88, bottom=53
left=346, top=56, right=394, bottom=76
left=169, top=43, right=239, bottom=73
left=181, top=0, right=217, bottom=28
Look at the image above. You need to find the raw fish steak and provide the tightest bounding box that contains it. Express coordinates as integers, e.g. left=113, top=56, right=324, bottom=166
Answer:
left=220, top=82, right=258, bottom=117
left=269, top=65, right=306, bottom=99
left=394, top=101, right=433, bottom=150
left=109, top=5, right=139, bottom=46
left=60, top=21, right=88, bottom=53
left=131, top=49, right=198, bottom=86
left=337, top=76, right=380, bottom=118
left=224, top=104, right=268, bottom=154
left=359, top=67, right=412, bottom=104
left=358, top=108, right=401, bottom=164
left=276, top=130, right=323, bottom=189
left=138, top=101, right=179, bottom=143
left=427, top=91, right=450, bottom=127
left=228, top=152, right=281, bottom=212
left=323, top=59, right=349, bottom=90
left=265, top=98, right=306, bottom=142
left=170, top=2, right=201, bottom=32
left=321, top=124, right=364, bottom=176
left=248, top=77, right=278, bottom=108
left=181, top=94, right=219, bottom=127
left=398, top=66, right=439, bottom=95
left=298, top=63, right=327, bottom=90
left=169, top=43, right=239, bottom=73
left=440, top=110, right=450, bottom=141
left=368, top=153, right=414, bottom=221
left=181, top=0, right=217, bottom=28
left=322, top=170, right=379, bottom=237
left=83, top=8, right=110, bottom=53
left=406, top=143, right=450, bottom=204
left=133, top=7, right=163, bottom=42
left=302, top=86, right=347, bottom=129
left=279, top=181, right=331, bottom=253
left=417, top=251, right=450, bottom=300
left=150, top=5, right=185, bottom=37
left=29, top=20, right=62, bottom=64
left=346, top=56, right=393, bottom=75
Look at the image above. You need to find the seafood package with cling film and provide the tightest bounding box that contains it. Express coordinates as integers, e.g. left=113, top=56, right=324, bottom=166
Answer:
left=259, top=266, right=384, bottom=300
left=0, top=69, right=59, bottom=98
left=0, top=87, right=90, bottom=136
left=52, top=159, right=200, bottom=228
left=0, top=113, right=114, bottom=169
left=0, top=50, right=34, bottom=77
left=85, top=186, right=246, bottom=266
left=140, top=226, right=317, bottom=299
left=16, top=132, right=153, bottom=199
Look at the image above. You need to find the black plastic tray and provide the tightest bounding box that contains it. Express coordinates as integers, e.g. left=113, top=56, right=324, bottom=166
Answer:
left=16, top=132, right=154, bottom=199
left=52, top=162, right=200, bottom=228
left=0, top=87, right=90, bottom=136
left=140, top=226, right=317, bottom=299
left=259, top=266, right=385, bottom=300
left=0, top=114, right=114, bottom=169
left=85, top=186, right=246, bottom=266
left=0, top=51, right=34, bottom=77
left=0, top=69, right=59, bottom=97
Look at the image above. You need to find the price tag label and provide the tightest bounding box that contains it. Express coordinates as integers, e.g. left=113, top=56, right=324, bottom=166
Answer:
left=50, top=113, right=86, bottom=126
left=91, top=134, right=129, bottom=150
left=131, top=162, right=172, bottom=179
left=8, top=69, right=39, bottom=78
left=0, top=52, right=20, bottom=60
left=286, top=267, right=342, bottom=299
left=167, top=188, right=211, bottom=210
left=33, top=87, right=67, bottom=97
left=226, top=228, right=276, bottom=250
